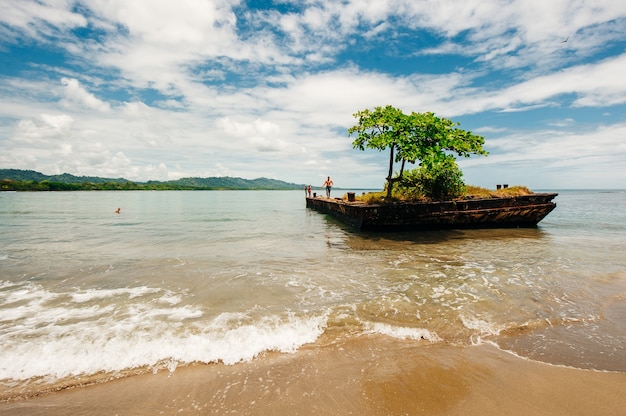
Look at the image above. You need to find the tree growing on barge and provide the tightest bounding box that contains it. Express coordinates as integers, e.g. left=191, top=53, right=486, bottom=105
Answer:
left=348, top=105, right=488, bottom=199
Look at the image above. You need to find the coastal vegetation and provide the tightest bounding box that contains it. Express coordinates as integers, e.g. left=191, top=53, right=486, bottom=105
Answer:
left=348, top=105, right=488, bottom=200
left=352, top=185, right=533, bottom=204
left=0, top=169, right=303, bottom=191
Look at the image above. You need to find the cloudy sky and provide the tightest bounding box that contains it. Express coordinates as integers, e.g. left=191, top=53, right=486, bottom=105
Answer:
left=1, top=0, right=625, bottom=189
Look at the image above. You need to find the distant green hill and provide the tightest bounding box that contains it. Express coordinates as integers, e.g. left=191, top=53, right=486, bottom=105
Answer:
left=0, top=169, right=128, bottom=184
left=0, top=169, right=304, bottom=191
left=156, top=176, right=303, bottom=190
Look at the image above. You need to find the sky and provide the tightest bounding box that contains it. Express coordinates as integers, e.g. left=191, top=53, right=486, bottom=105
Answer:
left=1, top=0, right=625, bottom=190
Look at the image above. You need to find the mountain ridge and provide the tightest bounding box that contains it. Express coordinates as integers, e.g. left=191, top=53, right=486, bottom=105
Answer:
left=0, top=169, right=305, bottom=191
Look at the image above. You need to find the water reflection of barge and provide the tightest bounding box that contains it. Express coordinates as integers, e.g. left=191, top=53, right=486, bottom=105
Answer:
left=306, top=193, right=558, bottom=231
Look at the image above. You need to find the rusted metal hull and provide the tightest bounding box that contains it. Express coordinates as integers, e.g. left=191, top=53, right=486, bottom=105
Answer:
left=306, top=193, right=558, bottom=231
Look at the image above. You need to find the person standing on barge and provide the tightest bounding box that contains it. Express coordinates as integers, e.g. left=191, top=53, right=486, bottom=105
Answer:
left=323, top=176, right=333, bottom=198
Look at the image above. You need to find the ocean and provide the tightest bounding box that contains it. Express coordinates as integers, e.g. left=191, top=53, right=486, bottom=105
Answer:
left=1, top=189, right=625, bottom=400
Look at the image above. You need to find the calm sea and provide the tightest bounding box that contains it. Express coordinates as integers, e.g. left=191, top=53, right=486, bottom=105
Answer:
left=1, top=189, right=625, bottom=398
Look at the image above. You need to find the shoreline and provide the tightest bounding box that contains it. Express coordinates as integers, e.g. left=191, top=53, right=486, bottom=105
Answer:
left=2, top=336, right=625, bottom=415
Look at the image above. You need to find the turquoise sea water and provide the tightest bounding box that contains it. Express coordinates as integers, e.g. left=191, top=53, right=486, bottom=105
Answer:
left=1, top=190, right=625, bottom=398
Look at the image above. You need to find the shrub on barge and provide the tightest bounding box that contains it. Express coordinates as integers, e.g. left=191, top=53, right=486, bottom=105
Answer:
left=396, top=159, right=466, bottom=201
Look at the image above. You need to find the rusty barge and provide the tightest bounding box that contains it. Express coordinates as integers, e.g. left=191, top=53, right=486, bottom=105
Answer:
left=306, top=193, right=558, bottom=231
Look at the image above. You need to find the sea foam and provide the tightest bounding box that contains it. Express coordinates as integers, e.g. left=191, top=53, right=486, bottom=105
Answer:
left=363, top=321, right=441, bottom=342
left=0, top=282, right=327, bottom=383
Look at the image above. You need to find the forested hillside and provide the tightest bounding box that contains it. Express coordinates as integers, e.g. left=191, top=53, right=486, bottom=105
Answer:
left=0, top=169, right=304, bottom=191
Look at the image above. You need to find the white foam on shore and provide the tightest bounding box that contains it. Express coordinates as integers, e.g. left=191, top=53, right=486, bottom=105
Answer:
left=363, top=321, right=442, bottom=342
left=460, top=314, right=504, bottom=345
left=0, top=281, right=328, bottom=384
left=70, top=286, right=161, bottom=303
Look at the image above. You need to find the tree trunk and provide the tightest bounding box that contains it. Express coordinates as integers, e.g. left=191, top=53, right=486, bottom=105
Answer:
left=386, top=145, right=395, bottom=199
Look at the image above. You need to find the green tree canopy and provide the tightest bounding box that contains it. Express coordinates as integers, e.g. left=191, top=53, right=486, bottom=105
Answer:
left=348, top=105, right=488, bottom=198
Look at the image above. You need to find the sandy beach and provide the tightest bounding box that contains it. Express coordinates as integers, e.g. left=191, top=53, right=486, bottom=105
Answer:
left=2, top=335, right=625, bottom=416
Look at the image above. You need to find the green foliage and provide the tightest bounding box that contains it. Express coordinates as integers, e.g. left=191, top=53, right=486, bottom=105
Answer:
left=348, top=105, right=487, bottom=199
left=349, top=105, right=408, bottom=155
left=164, top=176, right=300, bottom=190
left=390, top=169, right=423, bottom=201
left=402, top=159, right=466, bottom=201
left=0, top=169, right=304, bottom=192
left=0, top=169, right=130, bottom=185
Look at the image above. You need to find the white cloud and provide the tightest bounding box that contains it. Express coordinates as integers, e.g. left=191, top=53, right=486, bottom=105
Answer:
left=219, top=117, right=292, bottom=152
left=431, top=53, right=626, bottom=116
left=12, top=114, right=74, bottom=143
left=461, top=123, right=626, bottom=189
left=506, top=54, right=626, bottom=108
left=60, top=78, right=111, bottom=112
left=548, top=118, right=575, bottom=128
left=0, top=0, right=87, bottom=42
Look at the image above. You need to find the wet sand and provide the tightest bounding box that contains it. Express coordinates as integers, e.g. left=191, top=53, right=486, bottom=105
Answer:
left=2, top=336, right=626, bottom=416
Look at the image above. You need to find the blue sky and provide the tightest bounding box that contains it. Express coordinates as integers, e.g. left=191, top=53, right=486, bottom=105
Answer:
left=1, top=0, right=625, bottom=189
